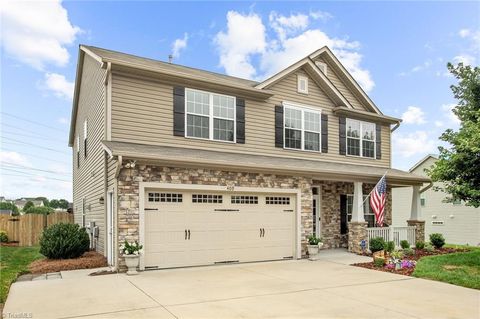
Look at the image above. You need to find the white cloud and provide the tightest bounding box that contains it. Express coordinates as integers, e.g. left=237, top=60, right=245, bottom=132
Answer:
left=459, top=29, right=471, bottom=38
left=0, top=151, right=31, bottom=167
left=309, top=10, right=333, bottom=22
left=214, top=11, right=374, bottom=92
left=44, top=73, right=74, bottom=100
left=399, top=60, right=431, bottom=76
left=392, top=131, right=437, bottom=158
left=434, top=120, right=444, bottom=127
left=171, top=33, right=188, bottom=58
left=453, top=54, right=476, bottom=66
left=0, top=0, right=82, bottom=69
left=401, top=106, right=426, bottom=125
left=214, top=11, right=266, bottom=79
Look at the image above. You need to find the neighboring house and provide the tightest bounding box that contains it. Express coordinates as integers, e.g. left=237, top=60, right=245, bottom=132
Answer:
left=393, top=155, right=480, bottom=246
left=0, top=209, right=13, bottom=216
left=14, top=198, right=44, bottom=210
left=69, top=45, right=429, bottom=270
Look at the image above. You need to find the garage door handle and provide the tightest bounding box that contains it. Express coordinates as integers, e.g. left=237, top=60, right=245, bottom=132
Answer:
left=188, top=229, right=191, bottom=240
left=260, top=228, right=262, bottom=237
left=185, top=229, right=187, bottom=240
left=262, top=228, right=265, bottom=237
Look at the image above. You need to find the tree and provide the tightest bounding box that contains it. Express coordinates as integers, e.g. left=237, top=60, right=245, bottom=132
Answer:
left=58, top=199, right=69, bottom=210
left=25, top=206, right=54, bottom=215
left=49, top=199, right=60, bottom=209
left=428, top=63, right=480, bottom=207
left=0, top=202, right=19, bottom=216
left=23, top=201, right=35, bottom=212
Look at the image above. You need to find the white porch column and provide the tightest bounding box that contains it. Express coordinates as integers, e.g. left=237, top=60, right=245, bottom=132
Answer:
left=410, top=185, right=422, bottom=220
left=351, top=182, right=365, bottom=222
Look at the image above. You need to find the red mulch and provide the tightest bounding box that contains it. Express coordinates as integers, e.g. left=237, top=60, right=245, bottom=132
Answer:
left=353, top=248, right=469, bottom=276
left=29, top=251, right=108, bottom=274
left=0, top=242, right=19, bottom=247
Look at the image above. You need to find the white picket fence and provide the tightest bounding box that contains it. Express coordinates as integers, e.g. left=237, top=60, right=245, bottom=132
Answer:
left=367, top=226, right=416, bottom=249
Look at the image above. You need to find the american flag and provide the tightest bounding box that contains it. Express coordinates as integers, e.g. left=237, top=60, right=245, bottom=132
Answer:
left=370, top=175, right=387, bottom=227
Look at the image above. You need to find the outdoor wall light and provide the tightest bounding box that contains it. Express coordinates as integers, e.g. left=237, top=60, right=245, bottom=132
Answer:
left=99, top=196, right=104, bottom=205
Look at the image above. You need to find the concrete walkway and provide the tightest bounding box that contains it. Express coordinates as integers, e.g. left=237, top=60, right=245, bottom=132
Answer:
left=3, top=250, right=479, bottom=319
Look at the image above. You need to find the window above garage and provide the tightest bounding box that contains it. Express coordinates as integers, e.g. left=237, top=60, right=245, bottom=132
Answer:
left=185, top=88, right=236, bottom=143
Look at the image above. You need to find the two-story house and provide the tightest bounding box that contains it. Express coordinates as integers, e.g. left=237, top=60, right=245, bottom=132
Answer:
left=69, top=45, right=430, bottom=270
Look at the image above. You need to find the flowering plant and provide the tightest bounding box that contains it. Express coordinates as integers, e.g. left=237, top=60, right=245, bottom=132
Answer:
left=121, top=240, right=143, bottom=256
left=401, top=260, right=416, bottom=269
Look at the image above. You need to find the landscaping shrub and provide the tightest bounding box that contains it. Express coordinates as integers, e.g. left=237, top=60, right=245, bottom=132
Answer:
left=400, top=240, right=410, bottom=249
left=424, top=243, right=435, bottom=252
left=369, top=237, right=385, bottom=253
left=25, top=206, right=54, bottom=215
left=40, top=223, right=90, bottom=259
left=307, top=234, right=321, bottom=245
left=415, top=241, right=425, bottom=250
left=429, top=233, right=446, bottom=249
left=384, top=241, right=395, bottom=253
left=0, top=230, right=8, bottom=243
left=404, top=248, right=414, bottom=256
left=373, top=257, right=386, bottom=267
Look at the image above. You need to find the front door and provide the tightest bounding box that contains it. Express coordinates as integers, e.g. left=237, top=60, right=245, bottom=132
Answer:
left=106, top=191, right=114, bottom=266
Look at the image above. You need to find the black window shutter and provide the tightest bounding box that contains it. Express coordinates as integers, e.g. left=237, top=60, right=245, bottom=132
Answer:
left=173, top=86, right=185, bottom=136
left=236, top=98, right=245, bottom=144
left=321, top=114, right=328, bottom=153
left=375, top=124, right=382, bottom=159
left=339, top=116, right=346, bottom=155
left=274, top=105, right=284, bottom=148
left=340, top=194, right=347, bottom=235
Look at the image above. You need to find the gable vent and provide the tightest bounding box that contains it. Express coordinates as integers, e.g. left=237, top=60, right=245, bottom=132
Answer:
left=315, top=61, right=327, bottom=75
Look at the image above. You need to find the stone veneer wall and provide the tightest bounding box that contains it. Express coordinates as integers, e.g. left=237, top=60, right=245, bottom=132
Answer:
left=117, top=165, right=313, bottom=269
left=316, top=181, right=392, bottom=249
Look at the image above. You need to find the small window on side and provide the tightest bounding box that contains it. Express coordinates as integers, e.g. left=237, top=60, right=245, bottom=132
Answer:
left=297, top=75, right=308, bottom=94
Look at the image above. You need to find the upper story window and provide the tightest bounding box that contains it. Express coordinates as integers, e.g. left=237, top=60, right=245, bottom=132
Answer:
left=346, top=119, right=375, bottom=158
left=185, top=88, right=235, bottom=142
left=315, top=61, right=327, bottom=75
left=83, top=119, right=88, bottom=158
left=297, top=75, right=308, bottom=94
left=284, top=104, right=321, bottom=152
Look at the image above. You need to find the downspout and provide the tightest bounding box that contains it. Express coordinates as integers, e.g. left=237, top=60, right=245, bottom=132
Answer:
left=420, top=181, right=433, bottom=194
left=115, top=155, right=123, bottom=178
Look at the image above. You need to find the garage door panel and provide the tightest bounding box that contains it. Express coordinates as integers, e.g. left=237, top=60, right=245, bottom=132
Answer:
left=144, top=189, right=295, bottom=269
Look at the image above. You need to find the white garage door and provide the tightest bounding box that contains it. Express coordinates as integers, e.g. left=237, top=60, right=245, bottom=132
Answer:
left=144, top=189, right=296, bottom=269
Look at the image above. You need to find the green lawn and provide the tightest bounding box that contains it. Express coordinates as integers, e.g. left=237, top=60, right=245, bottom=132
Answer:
left=413, top=246, right=480, bottom=289
left=0, top=246, right=43, bottom=304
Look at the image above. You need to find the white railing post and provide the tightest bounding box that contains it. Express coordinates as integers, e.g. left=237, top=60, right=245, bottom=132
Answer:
left=388, top=225, right=394, bottom=244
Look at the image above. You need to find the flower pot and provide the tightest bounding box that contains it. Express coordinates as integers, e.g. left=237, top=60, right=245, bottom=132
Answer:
left=307, top=244, right=319, bottom=257
left=395, top=262, right=402, bottom=270
left=124, top=254, right=140, bottom=275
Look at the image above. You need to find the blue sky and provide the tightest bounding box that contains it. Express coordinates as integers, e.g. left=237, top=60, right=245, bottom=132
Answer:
left=1, top=1, right=479, bottom=201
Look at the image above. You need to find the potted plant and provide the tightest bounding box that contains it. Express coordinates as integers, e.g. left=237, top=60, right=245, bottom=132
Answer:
left=121, top=240, right=143, bottom=275
left=307, top=234, right=322, bottom=257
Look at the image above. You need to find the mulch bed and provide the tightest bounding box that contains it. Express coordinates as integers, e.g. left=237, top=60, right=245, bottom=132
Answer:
left=0, top=242, right=19, bottom=247
left=28, top=251, right=108, bottom=274
left=352, top=248, right=469, bottom=276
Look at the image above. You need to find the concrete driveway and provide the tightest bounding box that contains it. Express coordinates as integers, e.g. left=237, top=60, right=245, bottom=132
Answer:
left=3, top=250, right=479, bottom=319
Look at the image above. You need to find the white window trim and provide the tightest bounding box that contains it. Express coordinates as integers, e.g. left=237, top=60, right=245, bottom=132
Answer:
left=315, top=61, right=328, bottom=75
left=282, top=102, right=322, bottom=153
left=297, top=75, right=308, bottom=94
left=184, top=88, right=236, bottom=144
left=83, top=119, right=88, bottom=141
left=345, top=118, right=376, bottom=159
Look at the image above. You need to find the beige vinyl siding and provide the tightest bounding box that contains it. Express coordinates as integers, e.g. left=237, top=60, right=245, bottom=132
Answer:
left=110, top=68, right=390, bottom=168
left=314, top=57, right=368, bottom=112
left=392, top=157, right=480, bottom=245
left=73, top=54, right=107, bottom=253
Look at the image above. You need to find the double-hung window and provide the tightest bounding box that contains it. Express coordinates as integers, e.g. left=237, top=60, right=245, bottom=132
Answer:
left=186, top=88, right=235, bottom=142
left=346, top=195, right=375, bottom=227
left=284, top=104, right=321, bottom=152
left=346, top=119, right=375, bottom=158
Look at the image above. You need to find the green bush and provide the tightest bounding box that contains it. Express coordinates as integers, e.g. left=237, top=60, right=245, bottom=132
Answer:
left=384, top=241, right=395, bottom=253
left=400, top=240, right=410, bottom=249
left=373, top=257, right=386, bottom=267
left=23, top=201, right=35, bottom=212
left=369, top=237, right=385, bottom=253
left=25, top=206, right=54, bottom=215
left=0, top=230, right=8, bottom=243
left=429, top=233, right=446, bottom=249
left=404, top=247, right=414, bottom=256
left=40, top=223, right=90, bottom=259
left=424, top=243, right=435, bottom=252
left=415, top=241, right=425, bottom=250
left=0, top=202, right=19, bottom=215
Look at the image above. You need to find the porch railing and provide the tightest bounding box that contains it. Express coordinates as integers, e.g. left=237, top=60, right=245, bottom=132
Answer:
left=366, top=226, right=416, bottom=250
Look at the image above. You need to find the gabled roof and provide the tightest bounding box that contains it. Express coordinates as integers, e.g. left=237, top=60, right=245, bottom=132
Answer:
left=409, top=154, right=438, bottom=173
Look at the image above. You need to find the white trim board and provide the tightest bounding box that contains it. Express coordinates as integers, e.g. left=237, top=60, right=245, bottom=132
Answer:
left=138, top=182, right=302, bottom=270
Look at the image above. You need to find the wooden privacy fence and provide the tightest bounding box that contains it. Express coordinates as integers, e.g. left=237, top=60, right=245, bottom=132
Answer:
left=0, top=212, right=74, bottom=246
